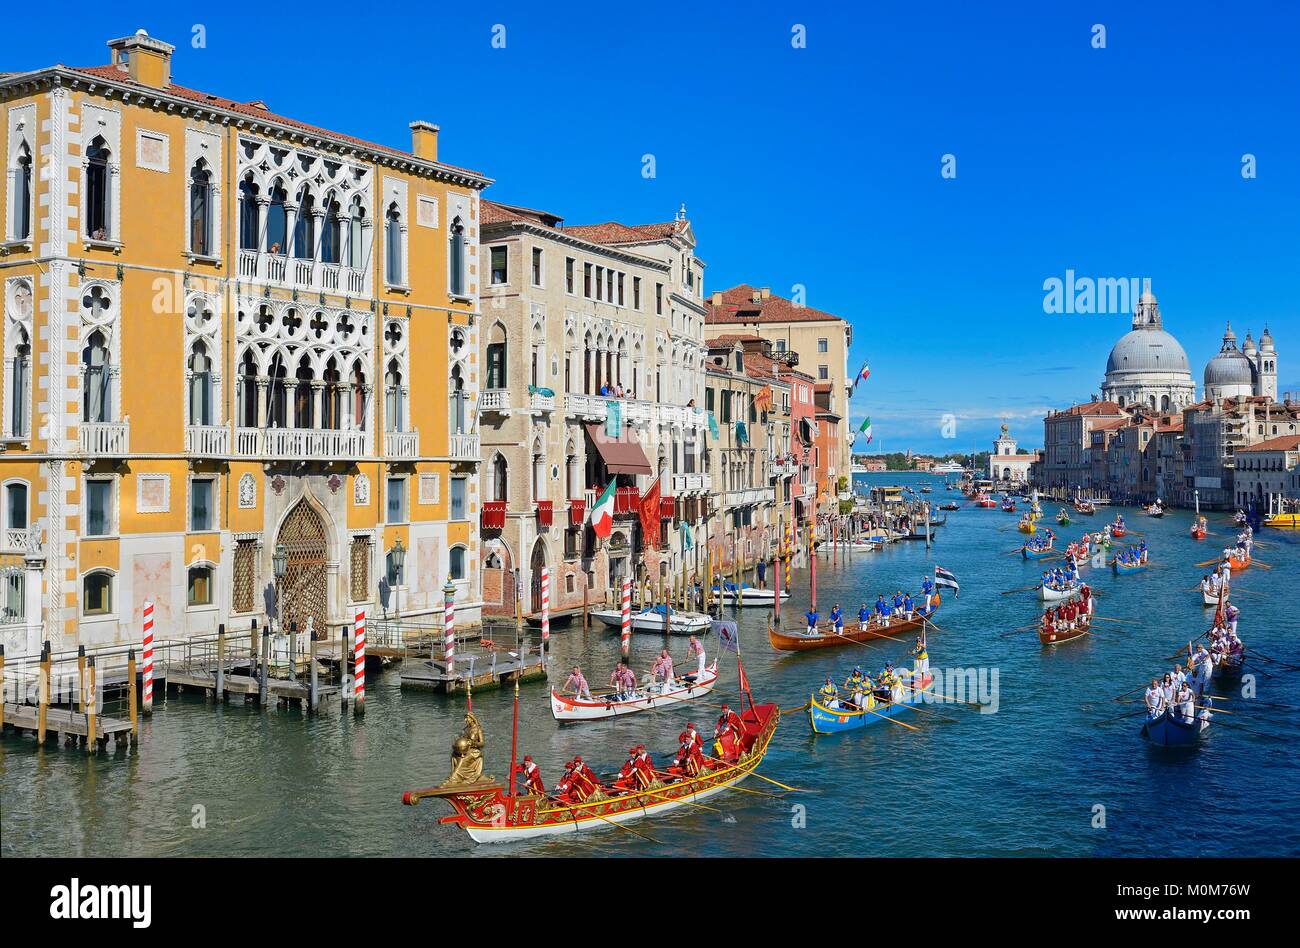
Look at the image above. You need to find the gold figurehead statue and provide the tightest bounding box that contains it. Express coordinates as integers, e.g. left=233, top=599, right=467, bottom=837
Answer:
left=440, top=710, right=494, bottom=787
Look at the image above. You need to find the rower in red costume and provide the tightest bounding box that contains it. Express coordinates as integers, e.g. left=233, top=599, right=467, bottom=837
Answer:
left=713, top=704, right=746, bottom=764
left=613, top=746, right=653, bottom=792
left=514, top=754, right=545, bottom=796
left=633, top=744, right=656, bottom=786
left=680, top=722, right=703, bottom=755
left=671, top=729, right=705, bottom=778
left=567, top=755, right=599, bottom=802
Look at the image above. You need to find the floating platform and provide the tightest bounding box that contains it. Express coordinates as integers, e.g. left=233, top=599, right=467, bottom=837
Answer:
left=2, top=702, right=136, bottom=750
left=400, top=650, right=548, bottom=693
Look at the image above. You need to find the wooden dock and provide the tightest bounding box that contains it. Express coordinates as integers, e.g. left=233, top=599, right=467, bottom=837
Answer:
left=400, top=651, right=548, bottom=693
left=2, top=703, right=136, bottom=750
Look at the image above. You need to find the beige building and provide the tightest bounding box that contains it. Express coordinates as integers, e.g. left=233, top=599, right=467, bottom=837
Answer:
left=476, top=201, right=709, bottom=616
left=706, top=285, right=853, bottom=488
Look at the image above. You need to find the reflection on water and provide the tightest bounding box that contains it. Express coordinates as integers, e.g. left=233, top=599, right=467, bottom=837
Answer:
left=3, top=473, right=1298, bottom=857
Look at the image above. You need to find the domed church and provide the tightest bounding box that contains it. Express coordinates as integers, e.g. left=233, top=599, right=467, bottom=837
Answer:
left=1203, top=324, right=1278, bottom=401
left=1100, top=287, right=1196, bottom=411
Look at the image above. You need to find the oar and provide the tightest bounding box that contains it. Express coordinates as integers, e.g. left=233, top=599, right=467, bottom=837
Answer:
left=556, top=801, right=662, bottom=843
left=1092, top=706, right=1150, bottom=725
left=697, top=754, right=813, bottom=793
left=1247, top=649, right=1300, bottom=671
left=1001, top=584, right=1039, bottom=595
left=1091, top=616, right=1139, bottom=626
left=782, top=700, right=811, bottom=714
left=858, top=704, right=921, bottom=731
left=651, top=768, right=785, bottom=800
left=617, top=783, right=723, bottom=813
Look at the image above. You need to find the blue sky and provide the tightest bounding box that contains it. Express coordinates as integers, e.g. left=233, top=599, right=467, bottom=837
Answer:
left=8, top=1, right=1298, bottom=454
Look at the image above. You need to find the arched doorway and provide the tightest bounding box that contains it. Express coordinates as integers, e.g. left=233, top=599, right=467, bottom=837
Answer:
left=276, top=498, right=329, bottom=633
left=530, top=538, right=547, bottom=614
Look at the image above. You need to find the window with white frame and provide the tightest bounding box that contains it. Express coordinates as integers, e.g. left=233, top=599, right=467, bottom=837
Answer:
left=189, top=160, right=214, bottom=257
left=449, top=216, right=467, bottom=296
left=190, top=477, right=215, bottom=531
left=385, top=202, right=405, bottom=286
left=386, top=476, right=408, bottom=524
left=531, top=247, right=543, bottom=287
left=8, top=139, right=33, bottom=241
left=187, top=564, right=214, bottom=606
left=450, top=476, right=467, bottom=519
left=85, top=478, right=114, bottom=537
left=5, top=282, right=32, bottom=439
left=4, top=481, right=28, bottom=538
left=83, top=570, right=114, bottom=616
left=449, top=545, right=467, bottom=581
left=490, top=245, right=508, bottom=285
left=85, top=135, right=113, bottom=240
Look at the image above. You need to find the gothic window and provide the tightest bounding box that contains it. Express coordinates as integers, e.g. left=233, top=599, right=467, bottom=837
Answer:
left=449, top=216, right=467, bottom=296
left=294, top=190, right=316, bottom=259
left=188, top=342, right=214, bottom=425
left=384, top=359, right=404, bottom=432
left=532, top=439, right=545, bottom=501
left=293, top=358, right=314, bottom=428
left=322, top=357, right=342, bottom=429
left=189, top=161, right=213, bottom=256
left=490, top=453, right=508, bottom=501
left=450, top=366, right=466, bottom=434
left=232, top=539, right=257, bottom=612
left=9, top=325, right=29, bottom=437
left=351, top=363, right=367, bottom=430
left=348, top=197, right=366, bottom=269
left=238, top=174, right=260, bottom=250
left=267, top=183, right=288, bottom=254
left=10, top=141, right=32, bottom=240
left=267, top=353, right=288, bottom=428
left=350, top=535, right=371, bottom=601
left=85, top=136, right=111, bottom=239
left=321, top=198, right=342, bottom=264
left=385, top=202, right=403, bottom=285
left=238, top=351, right=258, bottom=427
left=486, top=323, right=507, bottom=389
left=82, top=330, right=111, bottom=423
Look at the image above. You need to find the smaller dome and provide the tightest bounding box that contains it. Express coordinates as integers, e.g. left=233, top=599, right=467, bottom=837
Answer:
left=1260, top=325, right=1274, bottom=348
left=1204, top=350, right=1255, bottom=388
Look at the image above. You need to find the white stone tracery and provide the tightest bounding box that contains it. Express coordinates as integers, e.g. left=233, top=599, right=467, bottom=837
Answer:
left=3, top=277, right=34, bottom=440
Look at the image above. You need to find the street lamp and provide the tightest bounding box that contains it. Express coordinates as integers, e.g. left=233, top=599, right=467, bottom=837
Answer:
left=272, top=543, right=289, bottom=680
left=391, top=537, right=406, bottom=628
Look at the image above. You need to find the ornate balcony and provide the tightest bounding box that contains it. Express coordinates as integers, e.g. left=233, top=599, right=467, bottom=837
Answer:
left=2, top=527, right=41, bottom=555
left=234, top=426, right=367, bottom=459
left=529, top=391, right=555, bottom=413
left=238, top=249, right=367, bottom=297
left=385, top=429, right=420, bottom=459
left=565, top=394, right=606, bottom=420
left=479, top=389, right=511, bottom=414
left=448, top=432, right=480, bottom=462
left=186, top=424, right=229, bottom=457
left=671, top=473, right=712, bottom=494
left=80, top=420, right=130, bottom=457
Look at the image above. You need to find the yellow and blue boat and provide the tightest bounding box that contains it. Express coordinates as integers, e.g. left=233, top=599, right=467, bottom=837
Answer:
left=808, top=673, right=935, bottom=734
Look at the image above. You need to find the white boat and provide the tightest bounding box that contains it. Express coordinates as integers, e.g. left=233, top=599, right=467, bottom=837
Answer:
left=550, top=661, right=720, bottom=721
left=932, top=461, right=965, bottom=475
left=1037, top=581, right=1082, bottom=602
left=1202, top=586, right=1228, bottom=607
left=713, top=585, right=792, bottom=607
left=591, top=606, right=712, bottom=635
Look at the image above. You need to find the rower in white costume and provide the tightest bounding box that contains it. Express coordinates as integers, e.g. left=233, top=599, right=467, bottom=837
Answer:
left=1175, top=682, right=1196, bottom=725
left=685, top=635, right=706, bottom=677
left=1144, top=680, right=1164, bottom=719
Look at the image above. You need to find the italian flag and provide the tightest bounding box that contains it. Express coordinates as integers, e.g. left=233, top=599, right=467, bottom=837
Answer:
left=859, top=416, right=873, bottom=444
left=590, top=481, right=617, bottom=538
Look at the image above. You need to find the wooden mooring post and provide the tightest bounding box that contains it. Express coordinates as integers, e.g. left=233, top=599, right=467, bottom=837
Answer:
left=215, top=623, right=226, bottom=703
left=340, top=624, right=350, bottom=712
left=37, top=642, right=51, bottom=745
left=77, top=645, right=86, bottom=713
left=250, top=618, right=259, bottom=684
left=85, top=657, right=97, bottom=752
left=308, top=629, right=319, bottom=714
left=0, top=644, right=5, bottom=730
left=127, top=648, right=138, bottom=742
left=259, top=626, right=270, bottom=707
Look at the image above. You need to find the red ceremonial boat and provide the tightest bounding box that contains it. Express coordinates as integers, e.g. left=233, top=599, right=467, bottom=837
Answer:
left=1038, top=611, right=1092, bottom=646
left=402, top=684, right=780, bottom=843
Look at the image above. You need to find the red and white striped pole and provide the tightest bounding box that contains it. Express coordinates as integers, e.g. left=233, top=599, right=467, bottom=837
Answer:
left=443, top=581, right=456, bottom=670
left=539, top=566, right=550, bottom=654
left=353, top=608, right=366, bottom=712
left=141, top=600, right=155, bottom=714
left=620, top=575, right=632, bottom=657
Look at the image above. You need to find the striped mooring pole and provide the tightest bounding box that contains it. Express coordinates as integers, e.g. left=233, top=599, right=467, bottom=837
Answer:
left=620, top=575, right=632, bottom=657
left=443, top=580, right=456, bottom=671
left=540, top=566, right=551, bottom=654
left=141, top=600, right=155, bottom=714
left=353, top=608, right=366, bottom=712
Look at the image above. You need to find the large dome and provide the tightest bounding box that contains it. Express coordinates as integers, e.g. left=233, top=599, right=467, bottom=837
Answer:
left=1105, top=328, right=1192, bottom=376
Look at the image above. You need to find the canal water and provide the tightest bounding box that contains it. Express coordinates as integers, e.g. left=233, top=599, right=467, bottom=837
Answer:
left=3, top=472, right=1297, bottom=857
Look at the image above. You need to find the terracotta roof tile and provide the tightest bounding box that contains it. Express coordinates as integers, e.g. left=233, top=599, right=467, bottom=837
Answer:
left=1238, top=434, right=1300, bottom=453
left=67, top=64, right=486, bottom=178
left=706, top=284, right=846, bottom=325
left=563, top=220, right=688, bottom=245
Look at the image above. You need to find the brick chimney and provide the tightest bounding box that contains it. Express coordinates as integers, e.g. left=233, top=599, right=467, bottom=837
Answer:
left=107, top=30, right=174, bottom=88
left=410, top=121, right=439, bottom=162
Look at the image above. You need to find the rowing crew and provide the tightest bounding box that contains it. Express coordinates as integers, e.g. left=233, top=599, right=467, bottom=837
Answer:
left=1201, top=569, right=1229, bottom=598
left=1143, top=675, right=1211, bottom=726
left=537, top=705, right=750, bottom=805
left=806, top=582, right=934, bottom=635
left=1040, top=593, right=1093, bottom=634
left=1205, top=618, right=1243, bottom=667
left=1042, top=564, right=1081, bottom=590
left=1114, top=543, right=1148, bottom=567
left=560, top=637, right=709, bottom=702
left=1025, top=529, right=1056, bottom=552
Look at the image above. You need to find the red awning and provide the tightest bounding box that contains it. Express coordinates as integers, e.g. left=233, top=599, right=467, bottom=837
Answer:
left=585, top=423, right=653, bottom=476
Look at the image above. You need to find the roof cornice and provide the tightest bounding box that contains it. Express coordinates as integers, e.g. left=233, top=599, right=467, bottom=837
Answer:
left=1, top=67, right=492, bottom=190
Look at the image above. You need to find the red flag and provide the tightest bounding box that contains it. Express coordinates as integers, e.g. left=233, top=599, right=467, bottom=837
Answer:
left=639, top=477, right=662, bottom=551
left=737, top=656, right=754, bottom=711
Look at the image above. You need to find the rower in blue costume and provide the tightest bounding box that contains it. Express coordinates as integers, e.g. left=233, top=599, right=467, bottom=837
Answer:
left=874, top=594, right=887, bottom=616
left=858, top=603, right=871, bottom=630
left=830, top=603, right=844, bottom=632
left=880, top=599, right=894, bottom=624
left=805, top=608, right=820, bottom=635
left=902, top=594, right=914, bottom=619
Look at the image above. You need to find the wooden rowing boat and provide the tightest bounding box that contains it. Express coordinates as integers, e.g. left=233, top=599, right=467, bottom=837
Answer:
left=1227, top=552, right=1250, bottom=571
left=1112, top=557, right=1148, bottom=575
left=1022, top=539, right=1055, bottom=560
left=1038, top=613, right=1091, bottom=646
left=403, top=701, right=780, bottom=842
left=808, top=674, right=935, bottom=733
left=1057, top=510, right=1071, bottom=526
left=1073, top=500, right=1097, bottom=515
left=1201, top=586, right=1228, bottom=607
left=767, top=603, right=940, bottom=652
left=1213, top=650, right=1245, bottom=679
left=939, top=502, right=961, bottom=511
left=1141, top=708, right=1209, bottom=747
left=1038, top=580, right=1082, bottom=602
left=551, top=661, right=719, bottom=721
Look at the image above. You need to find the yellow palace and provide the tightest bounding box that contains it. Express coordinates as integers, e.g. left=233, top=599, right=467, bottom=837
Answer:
left=0, top=31, right=490, bottom=656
